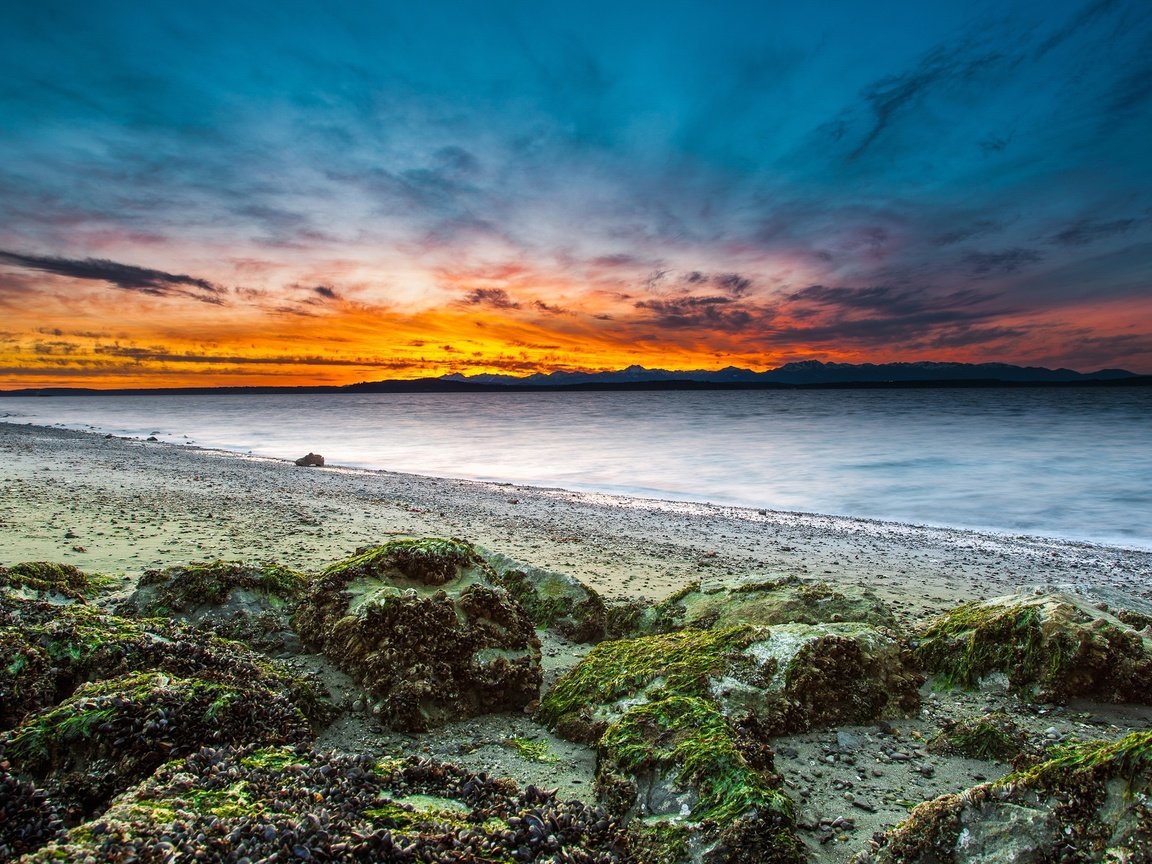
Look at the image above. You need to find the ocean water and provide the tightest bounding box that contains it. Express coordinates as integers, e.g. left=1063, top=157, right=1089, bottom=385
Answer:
left=3, top=388, right=1150, bottom=548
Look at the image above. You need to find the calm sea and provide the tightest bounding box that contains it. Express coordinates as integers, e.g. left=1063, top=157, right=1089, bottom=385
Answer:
left=3, top=388, right=1150, bottom=548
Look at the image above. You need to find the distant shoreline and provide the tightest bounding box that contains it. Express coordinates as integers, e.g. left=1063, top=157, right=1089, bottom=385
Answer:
left=4, top=375, right=1151, bottom=397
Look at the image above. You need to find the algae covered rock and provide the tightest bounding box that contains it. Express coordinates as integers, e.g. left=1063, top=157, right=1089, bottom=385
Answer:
left=927, top=712, right=1031, bottom=762
left=914, top=592, right=1152, bottom=702
left=122, top=559, right=306, bottom=654
left=858, top=730, right=1152, bottom=864
left=0, top=561, right=108, bottom=602
left=539, top=624, right=919, bottom=864
left=0, top=597, right=331, bottom=732
left=1, top=671, right=312, bottom=819
left=27, top=744, right=630, bottom=864
left=541, top=623, right=920, bottom=742
left=481, top=549, right=608, bottom=642
left=293, top=538, right=542, bottom=730
left=647, top=576, right=899, bottom=635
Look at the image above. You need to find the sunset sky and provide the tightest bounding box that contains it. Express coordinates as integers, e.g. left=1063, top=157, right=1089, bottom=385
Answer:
left=2, top=0, right=1150, bottom=387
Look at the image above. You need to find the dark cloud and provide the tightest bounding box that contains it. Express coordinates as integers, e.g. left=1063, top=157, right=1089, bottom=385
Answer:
left=533, top=299, right=569, bottom=314
left=933, top=220, right=1004, bottom=246
left=778, top=284, right=1008, bottom=348
left=0, top=250, right=227, bottom=304
left=635, top=295, right=758, bottom=332
left=464, top=287, right=520, bottom=309
left=1035, top=0, right=1121, bottom=57
left=311, top=285, right=339, bottom=300
left=91, top=345, right=405, bottom=367
left=848, top=41, right=1005, bottom=160
left=1049, top=217, right=1140, bottom=246
left=713, top=273, right=753, bottom=296
left=962, top=247, right=1043, bottom=277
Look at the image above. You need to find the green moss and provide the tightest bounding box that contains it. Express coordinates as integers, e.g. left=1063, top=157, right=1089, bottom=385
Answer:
left=538, top=626, right=757, bottom=734
left=927, top=712, right=1026, bottom=761
left=629, top=820, right=693, bottom=864
left=324, top=538, right=481, bottom=586
left=1007, top=729, right=1152, bottom=789
left=487, top=566, right=606, bottom=641
left=0, top=561, right=105, bottom=600
left=505, top=737, right=558, bottom=763
left=599, top=695, right=791, bottom=827
left=240, top=747, right=307, bottom=771
left=914, top=596, right=1151, bottom=702
left=138, top=560, right=305, bottom=609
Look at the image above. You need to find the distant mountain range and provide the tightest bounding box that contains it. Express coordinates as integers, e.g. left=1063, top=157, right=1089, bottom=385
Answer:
left=2, top=361, right=1147, bottom=397
left=436, top=361, right=1142, bottom=387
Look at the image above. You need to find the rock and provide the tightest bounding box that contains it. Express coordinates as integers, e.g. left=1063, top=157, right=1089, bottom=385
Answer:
left=0, top=596, right=332, bottom=733
left=120, top=559, right=306, bottom=654
left=478, top=549, right=607, bottom=642
left=24, top=745, right=631, bottom=864
left=294, top=452, right=324, bottom=466
left=0, top=561, right=102, bottom=602
left=913, top=592, right=1152, bottom=703
left=857, top=730, right=1152, bottom=863
left=538, top=624, right=920, bottom=864
left=927, top=712, right=1031, bottom=762
left=1, top=671, right=311, bottom=820
left=629, top=575, right=900, bottom=636
left=0, top=765, right=64, bottom=861
left=292, top=538, right=542, bottom=731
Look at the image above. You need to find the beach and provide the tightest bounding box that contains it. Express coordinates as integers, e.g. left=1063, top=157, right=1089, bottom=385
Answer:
left=4, top=420, right=1152, bottom=863
left=3, top=421, right=1149, bottom=623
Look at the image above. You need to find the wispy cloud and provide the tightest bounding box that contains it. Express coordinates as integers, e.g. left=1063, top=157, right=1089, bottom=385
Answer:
left=0, top=251, right=228, bottom=304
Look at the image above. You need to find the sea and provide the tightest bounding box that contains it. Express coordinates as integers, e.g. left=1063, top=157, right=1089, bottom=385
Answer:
left=3, top=387, right=1150, bottom=549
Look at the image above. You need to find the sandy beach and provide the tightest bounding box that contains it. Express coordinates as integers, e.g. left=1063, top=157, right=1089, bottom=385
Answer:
left=5, top=420, right=1152, bottom=862
left=3, top=421, right=1149, bottom=624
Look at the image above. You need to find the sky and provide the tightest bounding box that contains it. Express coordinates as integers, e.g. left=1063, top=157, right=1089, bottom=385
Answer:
left=1, top=0, right=1150, bottom=387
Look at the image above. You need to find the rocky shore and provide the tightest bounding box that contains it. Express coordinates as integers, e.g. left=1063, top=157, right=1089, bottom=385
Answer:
left=2, top=421, right=1151, bottom=862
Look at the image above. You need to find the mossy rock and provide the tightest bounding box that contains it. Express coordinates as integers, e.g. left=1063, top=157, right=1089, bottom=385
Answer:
left=858, top=730, right=1152, bottom=863
left=540, top=624, right=918, bottom=863
left=481, top=549, right=608, bottom=642
left=1, top=672, right=312, bottom=819
left=0, top=562, right=111, bottom=602
left=914, top=592, right=1152, bottom=702
left=927, top=712, right=1031, bottom=762
left=599, top=695, right=803, bottom=864
left=122, top=560, right=306, bottom=654
left=0, top=597, right=332, bottom=733
left=646, top=576, right=899, bottom=635
left=540, top=623, right=920, bottom=741
left=27, top=744, right=630, bottom=863
left=293, top=538, right=541, bottom=731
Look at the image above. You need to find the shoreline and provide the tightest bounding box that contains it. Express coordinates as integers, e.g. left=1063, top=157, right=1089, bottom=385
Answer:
left=3, top=421, right=1150, bottom=622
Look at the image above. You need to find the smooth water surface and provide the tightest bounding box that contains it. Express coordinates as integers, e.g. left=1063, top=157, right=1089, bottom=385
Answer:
left=4, top=388, right=1150, bottom=547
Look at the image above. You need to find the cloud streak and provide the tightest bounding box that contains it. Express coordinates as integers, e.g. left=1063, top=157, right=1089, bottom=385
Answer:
left=0, top=251, right=228, bottom=304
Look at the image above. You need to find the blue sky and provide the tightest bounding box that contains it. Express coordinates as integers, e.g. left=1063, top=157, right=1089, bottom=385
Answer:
left=1, top=0, right=1150, bottom=384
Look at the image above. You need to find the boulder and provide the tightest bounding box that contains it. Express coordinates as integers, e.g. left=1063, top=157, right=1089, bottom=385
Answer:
left=913, top=592, right=1152, bottom=702
left=540, top=623, right=920, bottom=743
left=0, top=561, right=105, bottom=602
left=643, top=575, right=900, bottom=635
left=857, top=731, right=1152, bottom=864
left=26, top=745, right=631, bottom=864
left=120, top=559, right=306, bottom=654
left=1, top=671, right=311, bottom=820
left=294, top=452, right=324, bottom=466
left=539, top=624, right=920, bottom=864
left=480, top=549, right=607, bottom=642
left=0, top=597, right=332, bottom=732
left=293, top=538, right=542, bottom=730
